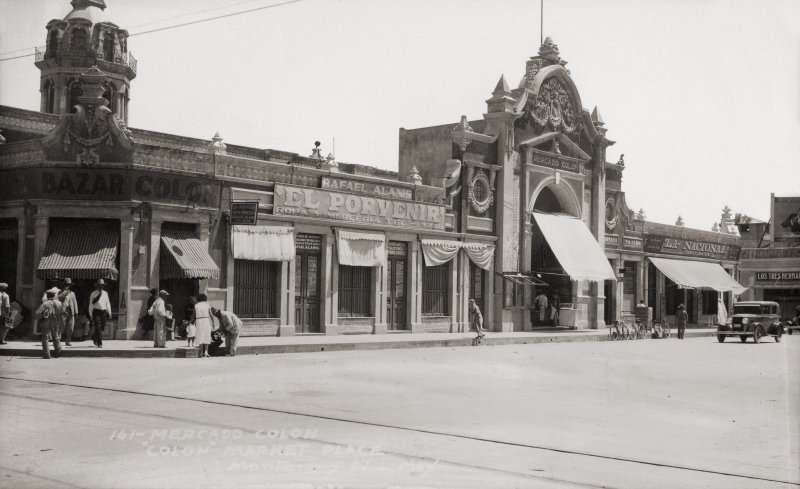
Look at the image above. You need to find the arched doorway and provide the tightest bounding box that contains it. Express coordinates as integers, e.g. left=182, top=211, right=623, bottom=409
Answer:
left=528, top=182, right=580, bottom=327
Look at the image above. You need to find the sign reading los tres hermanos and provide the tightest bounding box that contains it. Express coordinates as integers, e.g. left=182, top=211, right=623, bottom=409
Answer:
left=273, top=184, right=445, bottom=230
left=754, top=271, right=800, bottom=284
left=644, top=234, right=740, bottom=261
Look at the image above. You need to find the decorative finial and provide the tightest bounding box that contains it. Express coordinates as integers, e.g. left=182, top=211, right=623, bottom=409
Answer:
left=676, top=215, right=685, bottom=227
left=452, top=115, right=474, bottom=152
left=712, top=222, right=720, bottom=232
left=591, top=106, right=604, bottom=126
left=407, top=166, right=422, bottom=185
left=310, top=141, right=323, bottom=159
left=207, top=131, right=226, bottom=155
left=636, top=208, right=646, bottom=221
left=617, top=154, right=625, bottom=168
left=538, top=36, right=561, bottom=63
left=722, top=204, right=731, bottom=215
left=326, top=152, right=338, bottom=169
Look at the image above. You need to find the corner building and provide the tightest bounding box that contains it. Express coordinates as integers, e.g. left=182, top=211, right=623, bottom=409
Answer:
left=0, top=4, right=747, bottom=338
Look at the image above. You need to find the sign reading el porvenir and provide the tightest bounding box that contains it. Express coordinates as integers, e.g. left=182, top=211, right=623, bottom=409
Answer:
left=754, top=271, right=800, bottom=284
left=273, top=184, right=445, bottom=230
left=229, top=201, right=259, bottom=225
left=0, top=168, right=219, bottom=207
left=643, top=234, right=740, bottom=261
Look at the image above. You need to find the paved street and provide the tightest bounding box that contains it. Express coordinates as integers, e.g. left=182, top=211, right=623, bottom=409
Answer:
left=0, top=336, right=797, bottom=489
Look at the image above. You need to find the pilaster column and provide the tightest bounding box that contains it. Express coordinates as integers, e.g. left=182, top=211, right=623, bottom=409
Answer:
left=457, top=253, right=470, bottom=333
left=609, top=258, right=621, bottom=322
left=410, top=240, right=422, bottom=332
left=148, top=219, right=162, bottom=288
left=198, top=222, right=209, bottom=294
left=32, top=213, right=49, bottom=315
left=484, top=262, right=494, bottom=332
left=636, top=260, right=646, bottom=304
left=322, top=232, right=339, bottom=335
left=373, top=254, right=388, bottom=334
left=278, top=260, right=294, bottom=336
left=116, top=215, right=134, bottom=339
left=449, top=255, right=458, bottom=332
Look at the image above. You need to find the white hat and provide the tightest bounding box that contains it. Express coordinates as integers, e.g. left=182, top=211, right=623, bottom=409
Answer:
left=46, top=287, right=60, bottom=295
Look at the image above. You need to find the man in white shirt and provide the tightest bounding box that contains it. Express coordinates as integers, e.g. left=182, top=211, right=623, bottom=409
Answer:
left=88, top=279, right=112, bottom=347
left=535, top=291, right=549, bottom=325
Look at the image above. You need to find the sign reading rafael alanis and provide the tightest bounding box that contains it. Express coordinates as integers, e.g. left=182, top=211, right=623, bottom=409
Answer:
left=643, top=234, right=740, bottom=261
left=273, top=184, right=445, bottom=230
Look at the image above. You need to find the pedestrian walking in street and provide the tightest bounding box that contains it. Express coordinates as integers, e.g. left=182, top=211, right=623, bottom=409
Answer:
left=88, top=279, right=112, bottom=348
left=535, top=291, right=548, bottom=325
left=60, top=279, right=78, bottom=345
left=148, top=290, right=169, bottom=348
left=37, top=288, right=62, bottom=359
left=212, top=307, right=241, bottom=356
left=194, top=293, right=212, bottom=358
left=550, top=293, right=561, bottom=327
left=141, top=288, right=157, bottom=340
left=0, top=283, right=12, bottom=345
left=676, top=303, right=688, bottom=340
left=469, top=299, right=484, bottom=341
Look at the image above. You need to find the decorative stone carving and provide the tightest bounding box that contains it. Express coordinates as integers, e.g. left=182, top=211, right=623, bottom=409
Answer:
left=676, top=215, right=685, bottom=227
left=310, top=141, right=323, bottom=159
left=538, top=37, right=561, bottom=63
left=407, top=166, right=422, bottom=185
left=605, top=197, right=618, bottom=230
left=452, top=115, right=473, bottom=152
left=207, top=131, right=226, bottom=155
left=636, top=208, right=646, bottom=221
left=41, top=66, right=133, bottom=165
left=525, top=58, right=543, bottom=90
left=521, top=77, right=581, bottom=140
left=468, top=170, right=494, bottom=214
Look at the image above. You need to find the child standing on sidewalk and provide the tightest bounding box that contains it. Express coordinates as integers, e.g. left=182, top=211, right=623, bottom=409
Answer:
left=186, top=320, right=196, bottom=347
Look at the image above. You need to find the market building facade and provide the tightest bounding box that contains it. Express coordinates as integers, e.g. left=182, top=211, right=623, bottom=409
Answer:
left=0, top=1, right=750, bottom=339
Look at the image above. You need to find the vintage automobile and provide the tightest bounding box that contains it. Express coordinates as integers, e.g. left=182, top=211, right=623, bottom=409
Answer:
left=717, top=301, right=784, bottom=343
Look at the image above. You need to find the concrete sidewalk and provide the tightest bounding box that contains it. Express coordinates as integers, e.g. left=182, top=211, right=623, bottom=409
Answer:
left=0, top=327, right=719, bottom=358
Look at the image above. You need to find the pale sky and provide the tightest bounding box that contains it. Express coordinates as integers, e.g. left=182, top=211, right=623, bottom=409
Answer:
left=1, top=0, right=798, bottom=230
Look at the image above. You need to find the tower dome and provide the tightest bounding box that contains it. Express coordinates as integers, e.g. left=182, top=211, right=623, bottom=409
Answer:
left=35, top=0, right=136, bottom=124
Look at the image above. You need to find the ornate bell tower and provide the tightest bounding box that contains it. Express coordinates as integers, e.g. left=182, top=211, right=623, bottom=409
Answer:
left=34, top=0, right=136, bottom=124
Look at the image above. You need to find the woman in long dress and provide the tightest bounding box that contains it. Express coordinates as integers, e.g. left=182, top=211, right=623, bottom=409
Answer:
left=148, top=290, right=169, bottom=348
left=194, top=293, right=213, bottom=358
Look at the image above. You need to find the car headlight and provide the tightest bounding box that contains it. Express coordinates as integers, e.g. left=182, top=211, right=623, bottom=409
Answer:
left=742, top=318, right=749, bottom=325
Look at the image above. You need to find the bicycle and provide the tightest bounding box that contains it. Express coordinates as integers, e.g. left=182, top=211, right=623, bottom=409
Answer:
left=630, top=320, right=646, bottom=340
left=608, top=321, right=624, bottom=341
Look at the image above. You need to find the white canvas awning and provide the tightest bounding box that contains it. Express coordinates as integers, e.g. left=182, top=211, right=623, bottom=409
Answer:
left=648, top=257, right=747, bottom=294
left=461, top=242, right=495, bottom=270
left=420, top=239, right=461, bottom=267
left=533, top=212, right=616, bottom=282
left=233, top=225, right=295, bottom=261
left=336, top=229, right=385, bottom=267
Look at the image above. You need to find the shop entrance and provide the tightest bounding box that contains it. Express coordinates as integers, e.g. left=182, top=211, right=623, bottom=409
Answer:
left=159, top=278, right=199, bottom=327
left=0, top=219, right=18, bottom=299
left=468, top=261, right=484, bottom=316
left=686, top=289, right=696, bottom=323
left=387, top=241, right=407, bottom=330
left=295, top=233, right=321, bottom=333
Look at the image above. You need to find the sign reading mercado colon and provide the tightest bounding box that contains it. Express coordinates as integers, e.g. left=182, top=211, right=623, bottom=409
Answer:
left=273, top=184, right=445, bottom=231
left=643, top=234, right=740, bottom=261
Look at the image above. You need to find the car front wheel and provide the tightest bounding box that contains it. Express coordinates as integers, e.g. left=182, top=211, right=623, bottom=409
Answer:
left=753, top=327, right=763, bottom=344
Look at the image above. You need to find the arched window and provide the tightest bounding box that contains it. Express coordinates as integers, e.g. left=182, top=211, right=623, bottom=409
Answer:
left=70, top=29, right=88, bottom=55
left=102, top=84, right=116, bottom=115
left=103, top=34, right=114, bottom=61
left=68, top=82, right=82, bottom=113
left=47, top=31, right=59, bottom=58
left=45, top=80, right=56, bottom=114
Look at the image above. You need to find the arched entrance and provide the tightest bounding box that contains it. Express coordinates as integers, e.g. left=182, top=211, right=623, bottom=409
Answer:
left=527, top=181, right=580, bottom=327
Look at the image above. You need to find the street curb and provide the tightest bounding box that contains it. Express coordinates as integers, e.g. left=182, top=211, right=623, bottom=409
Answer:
left=0, top=330, right=718, bottom=358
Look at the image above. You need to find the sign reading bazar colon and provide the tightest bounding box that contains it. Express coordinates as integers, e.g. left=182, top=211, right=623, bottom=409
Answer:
left=273, top=184, right=445, bottom=230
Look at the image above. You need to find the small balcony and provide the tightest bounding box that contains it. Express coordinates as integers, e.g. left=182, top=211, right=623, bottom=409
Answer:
left=33, top=45, right=136, bottom=74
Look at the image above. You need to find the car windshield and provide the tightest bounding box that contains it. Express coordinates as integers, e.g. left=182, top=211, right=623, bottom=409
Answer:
left=733, top=305, right=761, bottom=315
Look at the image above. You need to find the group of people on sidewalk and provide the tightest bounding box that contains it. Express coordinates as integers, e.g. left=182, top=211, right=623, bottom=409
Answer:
left=144, top=289, right=241, bottom=358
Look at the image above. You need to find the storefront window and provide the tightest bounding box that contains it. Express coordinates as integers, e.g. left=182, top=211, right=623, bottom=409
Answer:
left=701, top=290, right=718, bottom=315
left=422, top=264, right=449, bottom=316
left=338, top=265, right=371, bottom=317
left=234, top=259, right=278, bottom=318
left=665, top=276, right=682, bottom=315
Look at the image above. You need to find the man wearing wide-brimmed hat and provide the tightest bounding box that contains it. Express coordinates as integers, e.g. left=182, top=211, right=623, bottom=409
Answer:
left=88, top=279, right=112, bottom=347
left=60, top=278, right=79, bottom=345
left=0, top=283, right=11, bottom=345
left=676, top=303, right=688, bottom=340
left=36, top=287, right=62, bottom=359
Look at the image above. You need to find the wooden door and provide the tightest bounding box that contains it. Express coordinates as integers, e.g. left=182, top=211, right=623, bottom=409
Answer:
left=469, top=262, right=484, bottom=315
left=294, top=234, right=321, bottom=333
left=387, top=242, right=407, bottom=330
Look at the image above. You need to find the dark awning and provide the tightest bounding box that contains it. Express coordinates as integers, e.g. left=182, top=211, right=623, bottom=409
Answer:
left=37, top=226, right=119, bottom=280
left=499, top=272, right=549, bottom=287
left=160, top=229, right=220, bottom=280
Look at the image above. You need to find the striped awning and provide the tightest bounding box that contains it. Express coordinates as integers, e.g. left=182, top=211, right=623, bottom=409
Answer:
left=37, top=226, right=119, bottom=280
left=160, top=229, right=220, bottom=280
